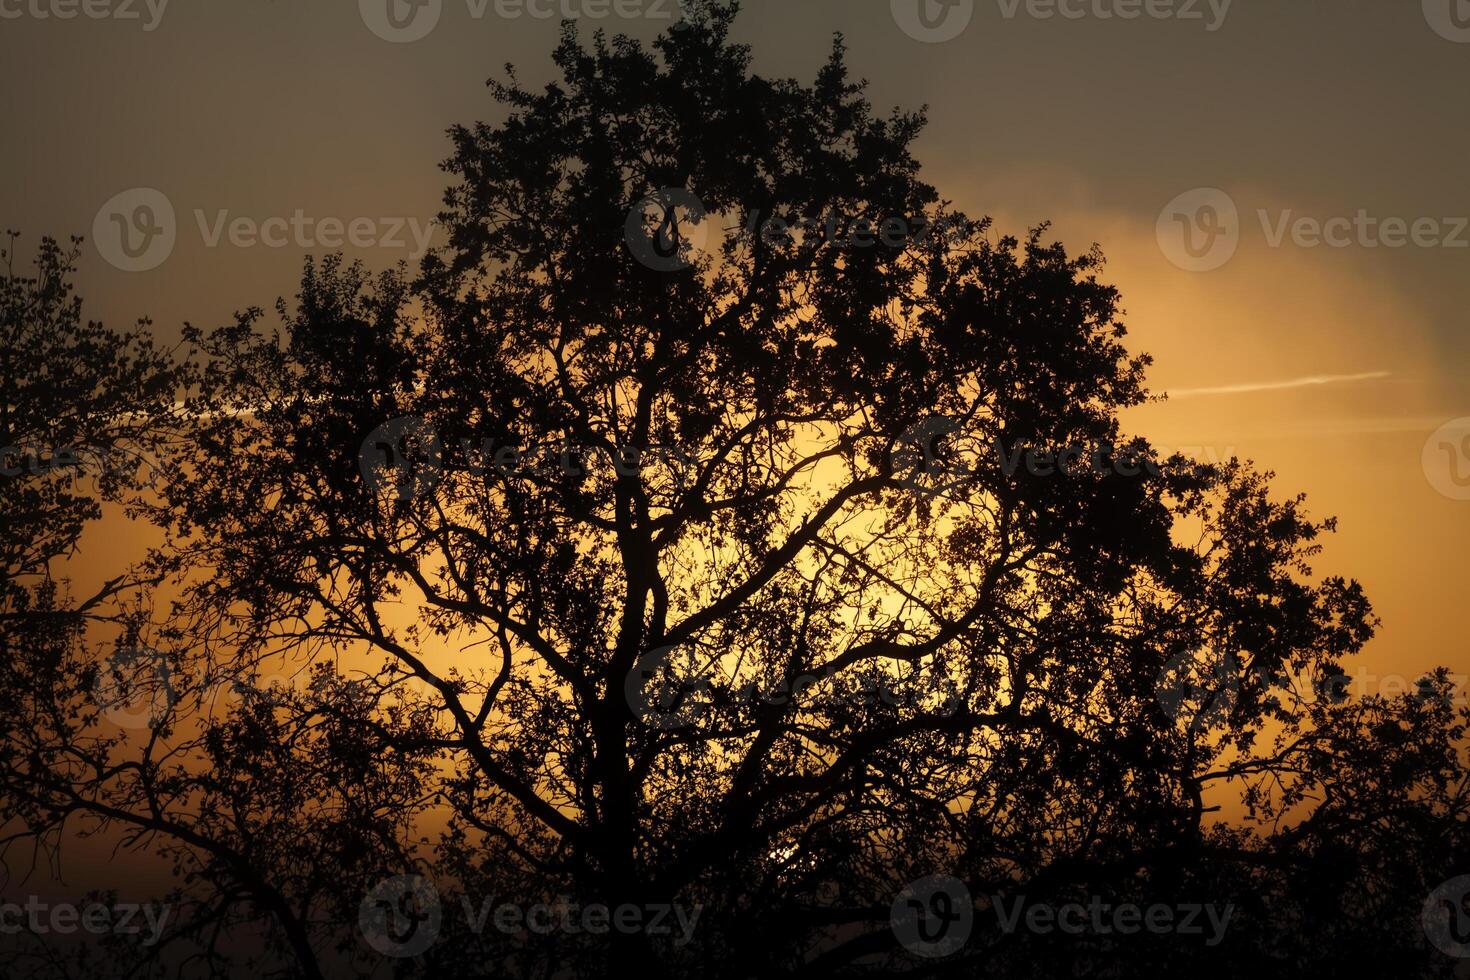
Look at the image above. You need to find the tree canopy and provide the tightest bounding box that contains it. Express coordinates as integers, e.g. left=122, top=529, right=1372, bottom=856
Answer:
left=4, top=5, right=1468, bottom=978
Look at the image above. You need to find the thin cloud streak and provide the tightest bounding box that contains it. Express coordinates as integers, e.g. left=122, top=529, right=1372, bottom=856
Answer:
left=1166, top=371, right=1392, bottom=400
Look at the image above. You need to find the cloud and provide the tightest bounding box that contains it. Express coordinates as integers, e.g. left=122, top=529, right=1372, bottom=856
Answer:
left=1165, top=371, right=1392, bottom=400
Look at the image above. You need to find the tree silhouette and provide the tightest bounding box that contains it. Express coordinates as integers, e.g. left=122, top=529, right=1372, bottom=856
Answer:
left=4, top=5, right=1469, bottom=978
left=0, top=233, right=194, bottom=977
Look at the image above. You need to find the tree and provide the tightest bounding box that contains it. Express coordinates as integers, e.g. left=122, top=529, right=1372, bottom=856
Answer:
left=5, top=5, right=1469, bottom=978
left=0, top=232, right=193, bottom=977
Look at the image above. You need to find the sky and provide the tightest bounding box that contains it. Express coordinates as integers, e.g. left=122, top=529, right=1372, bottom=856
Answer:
left=3, top=0, right=1468, bottom=887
